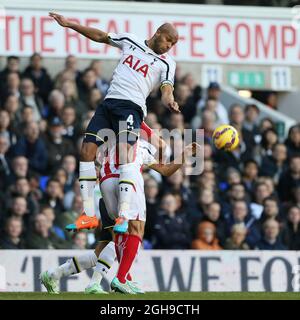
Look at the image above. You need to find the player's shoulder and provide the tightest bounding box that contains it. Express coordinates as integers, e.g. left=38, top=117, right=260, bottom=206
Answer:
left=108, top=32, right=139, bottom=42
left=158, top=53, right=176, bottom=68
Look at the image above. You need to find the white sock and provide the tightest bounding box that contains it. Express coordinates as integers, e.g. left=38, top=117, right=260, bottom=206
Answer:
left=49, top=252, right=98, bottom=280
left=89, top=241, right=116, bottom=286
left=118, top=163, right=139, bottom=218
left=79, top=161, right=97, bottom=217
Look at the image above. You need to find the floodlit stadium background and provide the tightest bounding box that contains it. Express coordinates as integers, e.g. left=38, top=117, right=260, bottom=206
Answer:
left=1, top=0, right=300, bottom=292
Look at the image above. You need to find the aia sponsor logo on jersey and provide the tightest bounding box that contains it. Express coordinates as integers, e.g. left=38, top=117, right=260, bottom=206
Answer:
left=122, top=55, right=149, bottom=78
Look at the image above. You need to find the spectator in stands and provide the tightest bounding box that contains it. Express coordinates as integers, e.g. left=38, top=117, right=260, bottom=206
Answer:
left=258, top=196, right=281, bottom=230
left=60, top=79, right=86, bottom=117
left=56, top=55, right=81, bottom=85
left=46, top=89, right=65, bottom=122
left=0, top=56, right=20, bottom=90
left=90, top=60, right=109, bottom=95
left=2, top=71, right=21, bottom=102
left=8, top=156, right=29, bottom=185
left=195, top=188, right=215, bottom=219
left=255, top=128, right=278, bottom=164
left=0, top=135, right=11, bottom=192
left=226, top=167, right=242, bottom=186
left=6, top=196, right=29, bottom=228
left=174, top=84, right=191, bottom=113
left=192, top=99, right=219, bottom=129
left=164, top=169, right=197, bottom=214
left=260, top=143, right=288, bottom=183
left=41, top=179, right=65, bottom=216
left=259, top=117, right=275, bottom=133
left=290, top=183, right=300, bottom=208
left=87, top=87, right=103, bottom=111
left=221, top=182, right=248, bottom=219
left=20, top=78, right=44, bottom=122
left=285, top=124, right=300, bottom=157
left=191, top=221, right=222, bottom=250
left=243, top=104, right=260, bottom=134
left=200, top=202, right=227, bottom=246
left=229, top=103, right=256, bottom=153
left=12, top=121, right=48, bottom=174
left=44, top=117, right=75, bottom=172
left=61, top=155, right=77, bottom=192
left=25, top=213, right=70, bottom=249
left=10, top=177, right=39, bottom=216
left=153, top=193, right=191, bottom=249
left=256, top=219, right=286, bottom=250
left=281, top=206, right=300, bottom=250
left=0, top=109, right=17, bottom=146
left=278, top=154, right=300, bottom=202
left=180, top=74, right=202, bottom=124
left=72, top=231, right=88, bottom=249
left=196, top=171, right=217, bottom=193
left=22, top=53, right=53, bottom=103
left=3, top=94, right=22, bottom=126
left=54, top=168, right=68, bottom=193
left=225, top=200, right=261, bottom=248
left=224, top=223, right=249, bottom=250
left=200, top=109, right=216, bottom=141
left=61, top=106, right=81, bottom=144
left=41, top=206, right=66, bottom=240
left=144, top=177, right=160, bottom=245
left=196, top=82, right=229, bottom=125
left=168, top=112, right=185, bottom=135
left=78, top=68, right=98, bottom=104
left=16, top=105, right=35, bottom=136
left=253, top=182, right=271, bottom=205
left=265, top=91, right=278, bottom=110
left=242, top=160, right=259, bottom=194
left=0, top=217, right=25, bottom=249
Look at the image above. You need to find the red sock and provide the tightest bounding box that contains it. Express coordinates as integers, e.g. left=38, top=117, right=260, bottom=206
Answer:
left=115, top=235, right=133, bottom=281
left=117, top=234, right=141, bottom=284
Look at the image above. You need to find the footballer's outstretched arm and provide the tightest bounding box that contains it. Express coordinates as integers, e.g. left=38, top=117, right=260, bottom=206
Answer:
left=150, top=142, right=201, bottom=177
left=49, top=12, right=110, bottom=43
left=160, top=84, right=180, bottom=113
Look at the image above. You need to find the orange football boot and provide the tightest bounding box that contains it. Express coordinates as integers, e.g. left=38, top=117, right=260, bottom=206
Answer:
left=65, top=213, right=99, bottom=232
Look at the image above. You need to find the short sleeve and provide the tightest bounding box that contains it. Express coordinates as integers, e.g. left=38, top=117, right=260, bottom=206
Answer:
left=107, top=32, right=136, bottom=50
left=160, top=58, right=176, bottom=88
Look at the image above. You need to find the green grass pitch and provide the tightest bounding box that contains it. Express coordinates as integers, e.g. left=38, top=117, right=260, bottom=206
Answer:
left=0, top=292, right=300, bottom=300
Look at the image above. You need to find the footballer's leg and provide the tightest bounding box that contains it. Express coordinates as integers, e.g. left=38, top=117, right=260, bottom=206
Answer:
left=85, top=198, right=117, bottom=294
left=40, top=251, right=98, bottom=294
left=109, top=102, right=144, bottom=234
left=111, top=220, right=144, bottom=294
left=76, top=101, right=112, bottom=229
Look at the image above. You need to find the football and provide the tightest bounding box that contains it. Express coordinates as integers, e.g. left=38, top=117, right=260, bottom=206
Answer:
left=212, top=124, right=240, bottom=151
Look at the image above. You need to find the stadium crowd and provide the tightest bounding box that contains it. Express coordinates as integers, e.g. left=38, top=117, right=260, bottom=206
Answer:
left=0, top=53, right=300, bottom=251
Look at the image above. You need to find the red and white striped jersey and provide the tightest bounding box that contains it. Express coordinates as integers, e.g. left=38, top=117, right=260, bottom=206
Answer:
left=98, top=139, right=157, bottom=183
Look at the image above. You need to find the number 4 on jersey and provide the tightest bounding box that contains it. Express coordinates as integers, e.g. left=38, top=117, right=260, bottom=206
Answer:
left=126, top=115, right=134, bottom=131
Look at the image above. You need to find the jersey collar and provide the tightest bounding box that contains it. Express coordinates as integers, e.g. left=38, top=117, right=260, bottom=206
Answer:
left=144, top=40, right=163, bottom=58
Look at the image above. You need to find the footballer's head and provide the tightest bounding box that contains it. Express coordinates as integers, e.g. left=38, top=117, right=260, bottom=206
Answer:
left=151, top=23, right=178, bottom=55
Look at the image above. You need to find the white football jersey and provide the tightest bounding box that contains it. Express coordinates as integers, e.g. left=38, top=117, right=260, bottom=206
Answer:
left=105, top=32, right=176, bottom=116
left=99, top=139, right=157, bottom=182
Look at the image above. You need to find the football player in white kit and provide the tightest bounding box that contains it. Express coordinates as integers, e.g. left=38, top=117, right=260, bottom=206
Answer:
left=49, top=12, right=180, bottom=234
left=40, top=135, right=201, bottom=294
